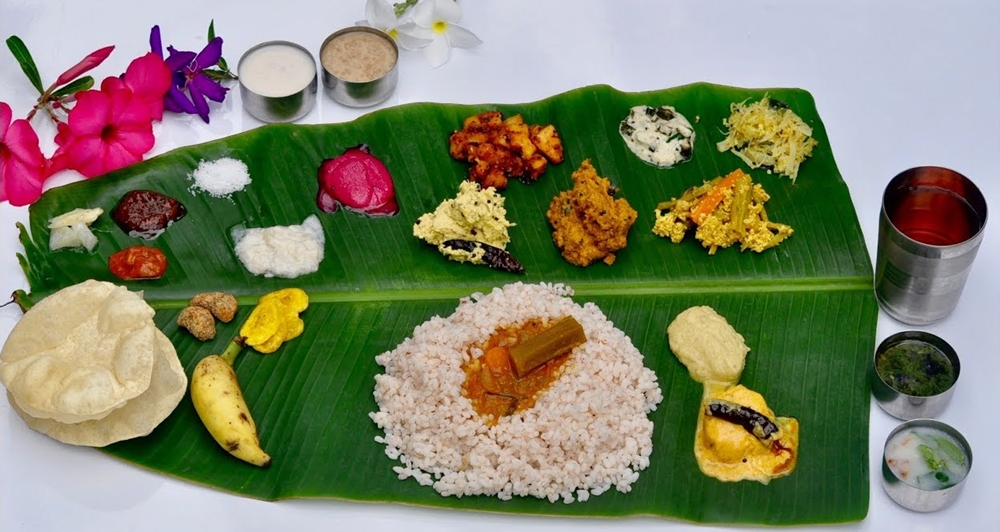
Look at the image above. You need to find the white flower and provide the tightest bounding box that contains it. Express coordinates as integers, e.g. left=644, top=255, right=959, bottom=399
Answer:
left=404, top=0, right=483, bottom=68
left=358, top=0, right=431, bottom=50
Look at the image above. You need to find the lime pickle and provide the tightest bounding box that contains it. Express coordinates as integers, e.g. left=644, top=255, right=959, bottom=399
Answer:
left=875, top=340, right=956, bottom=396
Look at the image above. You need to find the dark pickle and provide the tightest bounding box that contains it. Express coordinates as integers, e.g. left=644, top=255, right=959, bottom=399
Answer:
left=876, top=340, right=956, bottom=396
left=112, top=190, right=187, bottom=239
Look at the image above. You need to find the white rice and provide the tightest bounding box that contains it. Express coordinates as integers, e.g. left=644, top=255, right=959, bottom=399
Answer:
left=370, top=282, right=663, bottom=502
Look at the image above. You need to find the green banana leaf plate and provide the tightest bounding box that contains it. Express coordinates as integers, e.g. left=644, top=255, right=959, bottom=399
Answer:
left=16, top=83, right=875, bottom=525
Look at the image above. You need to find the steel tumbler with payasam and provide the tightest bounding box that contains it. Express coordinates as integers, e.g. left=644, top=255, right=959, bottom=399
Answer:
left=874, top=167, right=987, bottom=325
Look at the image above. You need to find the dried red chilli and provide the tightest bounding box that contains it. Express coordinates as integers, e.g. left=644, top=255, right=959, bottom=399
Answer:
left=441, top=239, right=524, bottom=274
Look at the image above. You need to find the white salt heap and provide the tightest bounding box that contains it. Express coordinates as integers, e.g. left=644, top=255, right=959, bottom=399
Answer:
left=188, top=158, right=251, bottom=197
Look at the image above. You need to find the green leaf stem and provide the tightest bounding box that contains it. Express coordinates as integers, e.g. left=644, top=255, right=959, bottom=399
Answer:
left=50, top=76, right=95, bottom=99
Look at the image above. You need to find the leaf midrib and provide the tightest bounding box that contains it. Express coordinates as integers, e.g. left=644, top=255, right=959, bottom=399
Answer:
left=146, top=276, right=873, bottom=309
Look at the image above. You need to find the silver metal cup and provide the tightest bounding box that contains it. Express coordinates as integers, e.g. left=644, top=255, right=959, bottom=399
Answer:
left=871, top=331, right=960, bottom=420
left=881, top=419, right=972, bottom=512
left=320, top=27, right=399, bottom=108
left=874, top=167, right=988, bottom=325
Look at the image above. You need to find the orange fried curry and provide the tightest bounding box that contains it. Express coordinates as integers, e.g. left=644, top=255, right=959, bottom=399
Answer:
left=462, top=316, right=586, bottom=425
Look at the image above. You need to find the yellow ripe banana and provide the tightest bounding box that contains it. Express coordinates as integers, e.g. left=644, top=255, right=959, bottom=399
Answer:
left=190, top=354, right=271, bottom=467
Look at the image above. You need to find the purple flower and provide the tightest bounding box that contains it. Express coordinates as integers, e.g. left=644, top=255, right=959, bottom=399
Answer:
left=150, top=25, right=229, bottom=123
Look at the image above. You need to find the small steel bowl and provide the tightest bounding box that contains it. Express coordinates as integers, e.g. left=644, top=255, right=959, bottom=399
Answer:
left=320, top=27, right=398, bottom=107
left=238, top=40, right=318, bottom=123
left=871, top=331, right=960, bottom=420
left=881, top=419, right=972, bottom=512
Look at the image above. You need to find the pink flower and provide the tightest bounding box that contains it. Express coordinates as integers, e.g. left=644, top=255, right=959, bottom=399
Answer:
left=51, top=54, right=170, bottom=179
left=1, top=102, right=49, bottom=206
left=52, top=81, right=156, bottom=178
left=54, top=46, right=115, bottom=88
left=120, top=52, right=172, bottom=121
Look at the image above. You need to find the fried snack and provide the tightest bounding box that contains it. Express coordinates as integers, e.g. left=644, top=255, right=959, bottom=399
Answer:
left=190, top=291, right=238, bottom=322
left=239, top=288, right=309, bottom=354
left=546, top=160, right=637, bottom=267
left=1, top=280, right=187, bottom=446
left=9, top=330, right=187, bottom=447
left=177, top=306, right=217, bottom=341
left=0, top=280, right=156, bottom=424
left=449, top=111, right=564, bottom=190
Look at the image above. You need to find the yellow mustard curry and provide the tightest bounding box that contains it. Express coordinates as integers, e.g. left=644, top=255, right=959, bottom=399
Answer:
left=695, top=384, right=799, bottom=483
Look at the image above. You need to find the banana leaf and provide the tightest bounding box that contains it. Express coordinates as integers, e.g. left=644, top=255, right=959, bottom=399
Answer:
left=14, top=83, right=875, bottom=525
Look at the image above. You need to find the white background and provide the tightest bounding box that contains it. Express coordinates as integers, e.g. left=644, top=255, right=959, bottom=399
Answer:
left=1, top=1, right=998, bottom=531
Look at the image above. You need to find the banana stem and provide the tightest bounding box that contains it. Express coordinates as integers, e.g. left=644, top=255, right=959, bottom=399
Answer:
left=220, top=336, right=247, bottom=366
left=1, top=290, right=35, bottom=313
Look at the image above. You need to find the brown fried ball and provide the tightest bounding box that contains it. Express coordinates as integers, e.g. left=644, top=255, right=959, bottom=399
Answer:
left=177, top=306, right=216, bottom=341
left=189, top=292, right=238, bottom=323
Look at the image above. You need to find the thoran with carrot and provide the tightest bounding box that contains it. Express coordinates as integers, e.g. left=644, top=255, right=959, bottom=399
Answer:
left=652, top=169, right=793, bottom=254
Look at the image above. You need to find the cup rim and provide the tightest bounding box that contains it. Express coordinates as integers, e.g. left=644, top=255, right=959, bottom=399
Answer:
left=319, top=26, right=399, bottom=85
left=237, top=40, right=318, bottom=98
left=872, top=330, right=960, bottom=399
left=882, top=418, right=973, bottom=492
left=881, top=166, right=988, bottom=248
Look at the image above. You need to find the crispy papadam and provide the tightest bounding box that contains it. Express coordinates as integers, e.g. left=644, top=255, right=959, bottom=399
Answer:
left=1, top=280, right=156, bottom=423
left=8, top=329, right=187, bottom=446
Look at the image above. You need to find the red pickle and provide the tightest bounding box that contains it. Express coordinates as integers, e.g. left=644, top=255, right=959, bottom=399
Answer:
left=108, top=246, right=167, bottom=280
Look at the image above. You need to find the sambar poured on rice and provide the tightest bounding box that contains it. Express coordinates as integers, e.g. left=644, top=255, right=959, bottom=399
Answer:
left=369, top=282, right=662, bottom=503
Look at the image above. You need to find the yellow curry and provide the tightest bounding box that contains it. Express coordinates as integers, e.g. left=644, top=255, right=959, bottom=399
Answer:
left=695, top=384, right=799, bottom=483
left=667, top=306, right=799, bottom=484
